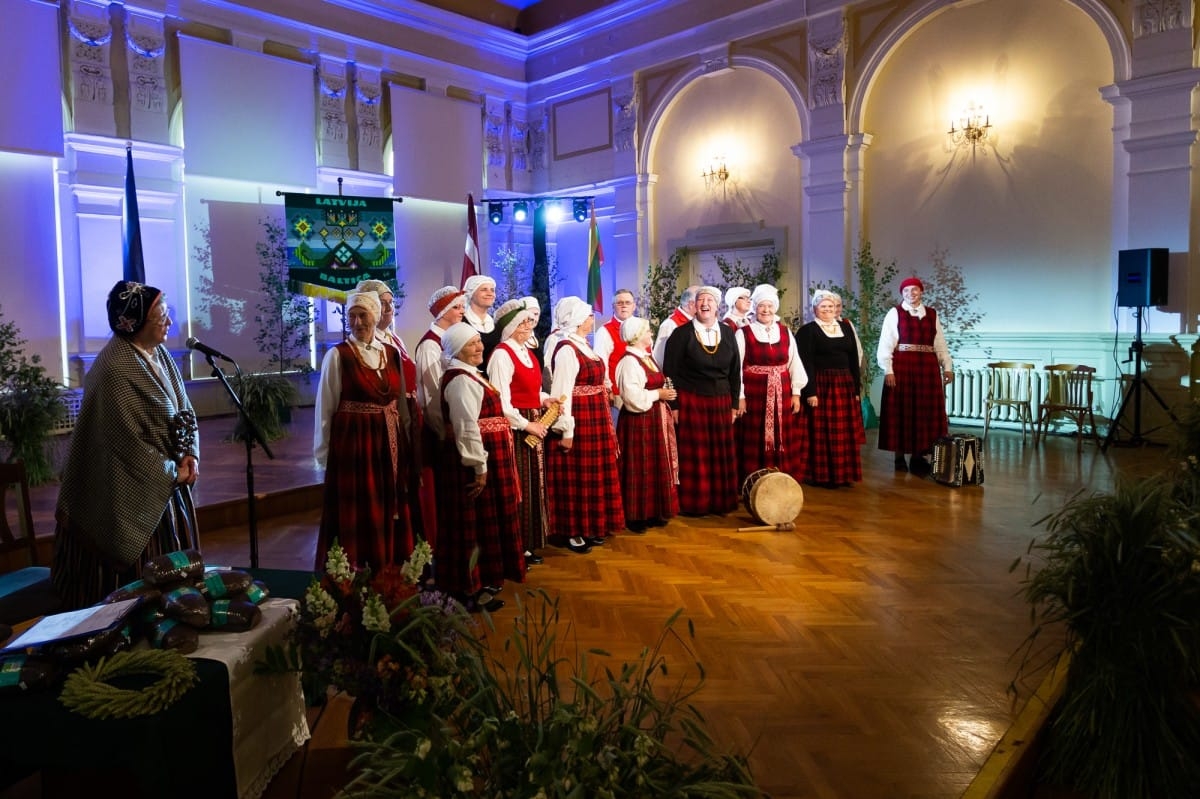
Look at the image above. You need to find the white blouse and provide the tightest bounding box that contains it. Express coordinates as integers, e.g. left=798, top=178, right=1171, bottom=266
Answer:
left=487, top=340, right=547, bottom=431
left=442, top=358, right=490, bottom=475
left=314, top=335, right=385, bottom=468
left=549, top=332, right=602, bottom=440
left=613, top=346, right=663, bottom=413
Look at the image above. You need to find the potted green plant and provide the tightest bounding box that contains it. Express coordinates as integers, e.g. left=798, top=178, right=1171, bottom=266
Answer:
left=232, top=218, right=315, bottom=442
left=0, top=304, right=65, bottom=484
left=638, top=246, right=687, bottom=337
left=1013, top=465, right=1200, bottom=798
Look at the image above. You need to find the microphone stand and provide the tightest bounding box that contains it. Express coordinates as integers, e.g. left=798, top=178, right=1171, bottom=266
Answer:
left=205, top=356, right=275, bottom=568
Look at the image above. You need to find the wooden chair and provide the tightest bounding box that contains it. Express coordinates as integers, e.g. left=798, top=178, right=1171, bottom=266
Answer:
left=983, top=361, right=1036, bottom=443
left=1034, top=365, right=1101, bottom=450
left=0, top=460, right=61, bottom=624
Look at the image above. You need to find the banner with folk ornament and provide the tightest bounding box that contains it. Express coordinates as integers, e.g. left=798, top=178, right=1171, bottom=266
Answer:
left=283, top=192, right=397, bottom=301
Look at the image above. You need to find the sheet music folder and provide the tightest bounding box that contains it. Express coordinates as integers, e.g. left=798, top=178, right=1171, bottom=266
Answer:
left=0, top=597, right=142, bottom=653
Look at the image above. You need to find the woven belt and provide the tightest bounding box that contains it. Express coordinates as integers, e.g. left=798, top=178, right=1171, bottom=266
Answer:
left=897, top=344, right=935, bottom=353
left=745, top=364, right=788, bottom=453
left=339, top=399, right=401, bottom=475
left=478, top=416, right=510, bottom=434
left=573, top=385, right=606, bottom=396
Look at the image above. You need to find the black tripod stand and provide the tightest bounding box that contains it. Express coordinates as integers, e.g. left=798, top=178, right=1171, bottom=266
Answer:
left=1101, top=306, right=1177, bottom=451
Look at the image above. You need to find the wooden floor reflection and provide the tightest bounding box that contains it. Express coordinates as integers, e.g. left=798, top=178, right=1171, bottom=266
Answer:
left=24, top=409, right=1167, bottom=798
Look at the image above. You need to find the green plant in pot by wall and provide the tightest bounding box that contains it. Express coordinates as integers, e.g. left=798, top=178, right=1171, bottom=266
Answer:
left=231, top=217, right=314, bottom=442
left=0, top=304, right=65, bottom=484
left=1013, top=474, right=1200, bottom=798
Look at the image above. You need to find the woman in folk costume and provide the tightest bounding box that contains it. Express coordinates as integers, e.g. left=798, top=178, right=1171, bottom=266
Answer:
left=546, top=296, right=625, bottom=553
left=614, top=316, right=679, bottom=533
left=314, top=290, right=413, bottom=571
left=735, top=284, right=809, bottom=487
left=357, top=278, right=431, bottom=546
left=796, top=289, right=864, bottom=488
left=488, top=299, right=556, bottom=566
left=53, top=281, right=200, bottom=610
left=876, top=277, right=953, bottom=473
left=436, top=322, right=524, bottom=612
left=662, top=285, right=743, bottom=516
left=721, top=286, right=751, bottom=330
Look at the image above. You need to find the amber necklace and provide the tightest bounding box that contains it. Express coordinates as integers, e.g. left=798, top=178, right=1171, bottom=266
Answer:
left=694, top=326, right=719, bottom=355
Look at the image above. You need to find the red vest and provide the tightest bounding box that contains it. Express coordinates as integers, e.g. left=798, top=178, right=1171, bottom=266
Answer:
left=602, top=317, right=628, bottom=396
left=499, top=342, right=542, bottom=410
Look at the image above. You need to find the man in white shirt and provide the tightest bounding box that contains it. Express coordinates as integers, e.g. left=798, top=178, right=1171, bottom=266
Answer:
left=651, top=284, right=699, bottom=365
left=592, top=288, right=637, bottom=412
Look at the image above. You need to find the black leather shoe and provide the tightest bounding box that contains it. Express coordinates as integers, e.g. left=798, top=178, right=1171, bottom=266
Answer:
left=894, top=455, right=908, bottom=472
left=647, top=518, right=668, bottom=528
left=524, top=551, right=544, bottom=565
left=564, top=537, right=592, bottom=554
left=586, top=536, right=607, bottom=546
left=482, top=585, right=503, bottom=597
left=626, top=520, right=648, bottom=534
left=910, top=455, right=931, bottom=475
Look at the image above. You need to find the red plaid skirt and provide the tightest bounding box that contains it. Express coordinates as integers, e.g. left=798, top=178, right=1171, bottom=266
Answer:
left=676, top=390, right=739, bottom=515
left=738, top=363, right=808, bottom=486
left=435, top=375, right=525, bottom=596
left=806, top=368, right=863, bottom=485
left=617, top=400, right=679, bottom=523
left=877, top=351, right=948, bottom=454
left=546, top=347, right=625, bottom=538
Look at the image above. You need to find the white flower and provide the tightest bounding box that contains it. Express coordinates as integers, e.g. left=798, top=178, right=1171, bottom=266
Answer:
left=415, top=738, right=431, bottom=759
left=454, top=766, right=474, bottom=792
left=362, top=591, right=391, bottom=633
left=325, top=541, right=353, bottom=582
left=400, top=540, right=433, bottom=585
left=304, top=582, right=338, bottom=637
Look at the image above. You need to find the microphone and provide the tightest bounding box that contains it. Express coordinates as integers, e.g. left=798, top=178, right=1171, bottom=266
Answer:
left=186, top=336, right=238, bottom=364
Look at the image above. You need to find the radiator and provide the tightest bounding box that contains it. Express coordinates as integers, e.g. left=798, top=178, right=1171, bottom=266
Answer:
left=944, top=368, right=1046, bottom=425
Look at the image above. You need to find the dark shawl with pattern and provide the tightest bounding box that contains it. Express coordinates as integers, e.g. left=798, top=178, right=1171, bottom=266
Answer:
left=55, top=335, right=199, bottom=568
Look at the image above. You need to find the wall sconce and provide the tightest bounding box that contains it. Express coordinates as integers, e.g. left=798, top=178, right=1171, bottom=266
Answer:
left=701, top=157, right=730, bottom=196
left=949, top=104, right=992, bottom=152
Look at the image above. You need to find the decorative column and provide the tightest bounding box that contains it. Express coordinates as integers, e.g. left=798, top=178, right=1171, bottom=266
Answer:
left=67, top=0, right=116, bottom=136
left=484, top=97, right=508, bottom=189
left=797, top=12, right=863, bottom=288
left=318, top=58, right=350, bottom=170
left=1101, top=0, right=1200, bottom=329
left=123, top=7, right=168, bottom=143
left=354, top=65, right=384, bottom=174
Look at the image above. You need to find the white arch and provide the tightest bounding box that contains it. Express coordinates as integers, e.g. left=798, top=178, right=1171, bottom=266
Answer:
left=847, top=0, right=1130, bottom=133
left=638, top=54, right=810, bottom=177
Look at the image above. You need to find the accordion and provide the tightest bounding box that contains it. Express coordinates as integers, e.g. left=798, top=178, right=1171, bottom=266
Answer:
left=930, top=434, right=984, bottom=487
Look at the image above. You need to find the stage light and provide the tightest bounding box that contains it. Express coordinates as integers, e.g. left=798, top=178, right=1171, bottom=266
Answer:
left=488, top=202, right=503, bottom=225
left=545, top=200, right=564, bottom=224
left=512, top=201, right=528, bottom=223
left=573, top=198, right=588, bottom=222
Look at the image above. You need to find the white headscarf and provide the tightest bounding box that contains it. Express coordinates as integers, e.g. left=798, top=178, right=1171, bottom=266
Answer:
left=749, top=284, right=779, bottom=324
left=811, top=289, right=841, bottom=309
left=555, top=296, right=592, bottom=334
left=462, top=275, right=496, bottom=304
left=428, top=285, right=465, bottom=321
left=345, top=290, right=381, bottom=326
left=495, top=298, right=535, bottom=342
left=441, top=321, right=480, bottom=362
left=724, top=286, right=750, bottom=310
left=695, top=285, right=722, bottom=304
left=620, top=316, right=651, bottom=346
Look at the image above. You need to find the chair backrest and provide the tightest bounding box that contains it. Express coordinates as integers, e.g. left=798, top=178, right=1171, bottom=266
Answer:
left=1042, top=364, right=1096, bottom=410
left=0, top=460, right=39, bottom=569
left=986, top=362, right=1035, bottom=403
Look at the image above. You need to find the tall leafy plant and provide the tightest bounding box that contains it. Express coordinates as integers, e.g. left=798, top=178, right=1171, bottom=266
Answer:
left=0, top=305, right=65, bottom=484
left=918, top=247, right=986, bottom=362
left=638, top=246, right=687, bottom=336
left=254, top=217, right=315, bottom=376
left=809, top=239, right=899, bottom=393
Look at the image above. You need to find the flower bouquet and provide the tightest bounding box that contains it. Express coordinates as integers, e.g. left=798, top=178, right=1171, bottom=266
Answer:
left=258, top=540, right=483, bottom=734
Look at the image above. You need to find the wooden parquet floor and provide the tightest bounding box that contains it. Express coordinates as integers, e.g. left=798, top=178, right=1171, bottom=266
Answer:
left=19, top=410, right=1166, bottom=799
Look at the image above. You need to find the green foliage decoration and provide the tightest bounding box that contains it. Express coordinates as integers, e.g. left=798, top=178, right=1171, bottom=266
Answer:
left=917, top=247, right=986, bottom=362
left=254, top=218, right=316, bottom=377
left=0, top=304, right=65, bottom=484
left=638, top=247, right=687, bottom=337
left=1012, top=474, right=1200, bottom=799
left=809, top=240, right=899, bottom=393
left=340, top=588, right=764, bottom=798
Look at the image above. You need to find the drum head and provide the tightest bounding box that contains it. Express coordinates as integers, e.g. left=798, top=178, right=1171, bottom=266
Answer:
left=749, top=472, right=804, bottom=525
left=740, top=467, right=779, bottom=508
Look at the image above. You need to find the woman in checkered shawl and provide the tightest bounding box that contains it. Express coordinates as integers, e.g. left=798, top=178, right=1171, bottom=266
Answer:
left=52, top=280, right=200, bottom=610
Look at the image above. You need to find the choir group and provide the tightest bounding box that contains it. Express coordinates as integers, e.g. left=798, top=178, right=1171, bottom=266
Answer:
left=314, top=275, right=953, bottom=612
